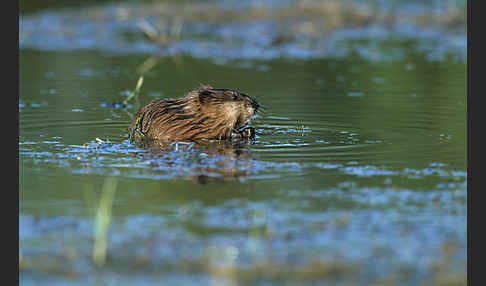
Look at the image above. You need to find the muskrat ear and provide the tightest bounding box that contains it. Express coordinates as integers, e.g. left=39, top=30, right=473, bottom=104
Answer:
left=198, top=89, right=213, bottom=103
left=198, top=84, right=214, bottom=90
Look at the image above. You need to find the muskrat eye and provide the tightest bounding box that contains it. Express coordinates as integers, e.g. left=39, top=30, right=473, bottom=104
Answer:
left=223, top=90, right=239, bottom=100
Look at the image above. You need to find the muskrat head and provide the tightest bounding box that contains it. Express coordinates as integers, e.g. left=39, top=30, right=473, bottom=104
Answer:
left=195, top=86, right=259, bottom=131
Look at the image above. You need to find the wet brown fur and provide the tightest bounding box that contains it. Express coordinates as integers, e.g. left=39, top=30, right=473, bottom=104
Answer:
left=128, top=84, right=259, bottom=141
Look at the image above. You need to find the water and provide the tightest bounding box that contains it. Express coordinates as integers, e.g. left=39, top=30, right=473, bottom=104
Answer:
left=19, top=2, right=466, bottom=285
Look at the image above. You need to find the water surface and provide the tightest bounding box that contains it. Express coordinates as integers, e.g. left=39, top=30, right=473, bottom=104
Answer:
left=19, top=2, right=466, bottom=285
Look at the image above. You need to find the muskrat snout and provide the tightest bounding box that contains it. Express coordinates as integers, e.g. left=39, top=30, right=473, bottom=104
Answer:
left=246, top=96, right=260, bottom=116
left=242, top=93, right=259, bottom=112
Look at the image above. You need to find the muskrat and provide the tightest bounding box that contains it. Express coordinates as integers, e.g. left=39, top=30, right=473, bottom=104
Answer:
left=128, top=84, right=259, bottom=141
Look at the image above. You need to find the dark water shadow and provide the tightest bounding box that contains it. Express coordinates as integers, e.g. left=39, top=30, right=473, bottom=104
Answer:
left=132, top=138, right=256, bottom=185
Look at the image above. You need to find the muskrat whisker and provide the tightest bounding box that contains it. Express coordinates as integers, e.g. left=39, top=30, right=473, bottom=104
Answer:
left=256, top=105, right=266, bottom=114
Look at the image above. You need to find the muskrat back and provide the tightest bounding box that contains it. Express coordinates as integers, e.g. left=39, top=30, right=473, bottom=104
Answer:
left=128, top=84, right=259, bottom=141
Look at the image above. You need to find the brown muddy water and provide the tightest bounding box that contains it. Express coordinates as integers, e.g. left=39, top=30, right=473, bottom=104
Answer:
left=19, top=1, right=466, bottom=286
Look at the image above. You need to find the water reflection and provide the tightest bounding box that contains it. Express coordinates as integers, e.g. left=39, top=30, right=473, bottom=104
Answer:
left=134, top=138, right=256, bottom=184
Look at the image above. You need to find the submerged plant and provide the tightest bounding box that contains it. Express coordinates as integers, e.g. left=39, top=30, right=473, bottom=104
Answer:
left=122, top=76, right=144, bottom=108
